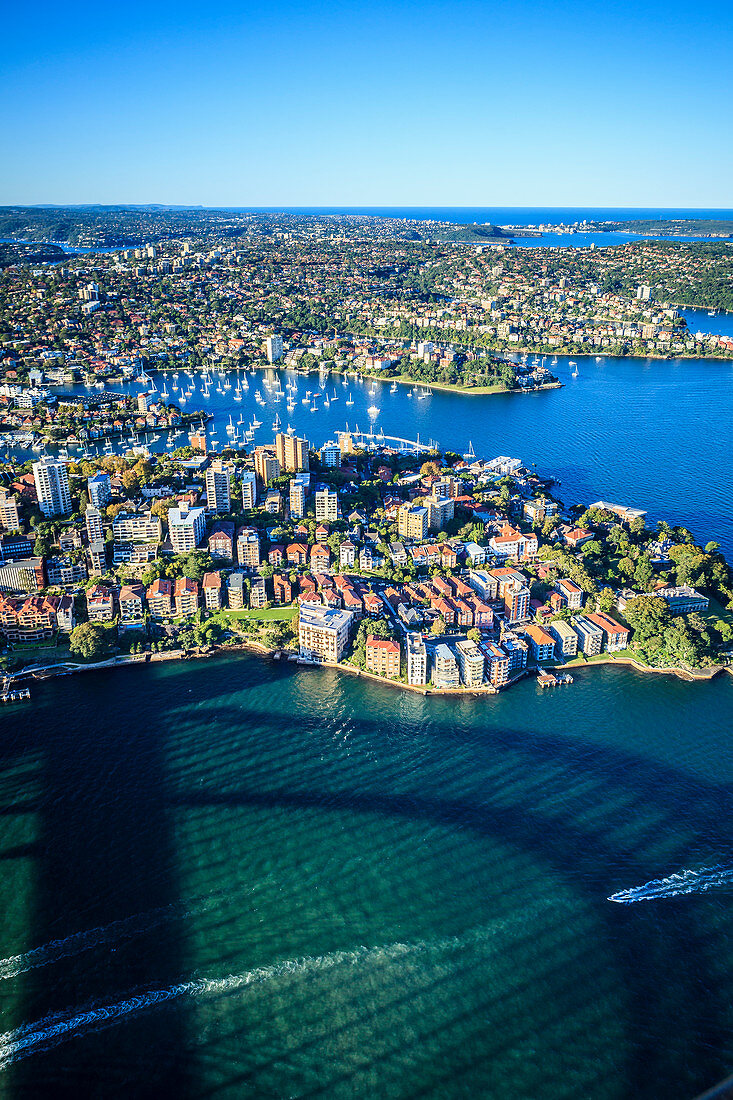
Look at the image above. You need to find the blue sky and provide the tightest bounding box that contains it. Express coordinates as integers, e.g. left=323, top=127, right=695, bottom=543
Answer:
left=2, top=0, right=731, bottom=206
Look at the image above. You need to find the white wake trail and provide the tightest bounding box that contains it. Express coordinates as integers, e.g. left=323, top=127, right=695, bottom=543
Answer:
left=608, top=865, right=733, bottom=904
left=0, top=895, right=219, bottom=982
left=0, top=928, right=486, bottom=1070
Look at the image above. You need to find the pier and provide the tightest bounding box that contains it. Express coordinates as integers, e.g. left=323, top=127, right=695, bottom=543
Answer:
left=346, top=425, right=439, bottom=454
left=537, top=670, right=574, bottom=688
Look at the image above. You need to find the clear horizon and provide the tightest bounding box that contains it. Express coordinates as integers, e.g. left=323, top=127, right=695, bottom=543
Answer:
left=2, top=0, right=731, bottom=208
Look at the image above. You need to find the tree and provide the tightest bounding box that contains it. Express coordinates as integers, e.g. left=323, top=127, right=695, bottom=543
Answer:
left=633, top=555, right=654, bottom=591
left=69, top=622, right=108, bottom=661
left=431, top=616, right=446, bottom=636
left=597, top=587, right=616, bottom=613
left=623, top=593, right=669, bottom=652
left=467, top=627, right=481, bottom=642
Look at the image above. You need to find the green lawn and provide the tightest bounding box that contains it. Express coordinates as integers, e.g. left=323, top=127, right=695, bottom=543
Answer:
left=701, top=595, right=733, bottom=629
left=215, top=606, right=297, bottom=624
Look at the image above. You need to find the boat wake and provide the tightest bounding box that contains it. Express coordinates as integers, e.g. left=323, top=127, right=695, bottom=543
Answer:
left=608, top=865, right=733, bottom=904
left=0, top=894, right=220, bottom=982
left=0, top=926, right=491, bottom=1070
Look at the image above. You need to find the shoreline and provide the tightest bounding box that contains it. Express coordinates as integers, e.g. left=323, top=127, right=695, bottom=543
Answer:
left=10, top=638, right=727, bottom=696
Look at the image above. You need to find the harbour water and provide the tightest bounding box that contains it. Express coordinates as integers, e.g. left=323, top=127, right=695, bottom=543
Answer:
left=40, top=349, right=733, bottom=557
left=2, top=655, right=733, bottom=1098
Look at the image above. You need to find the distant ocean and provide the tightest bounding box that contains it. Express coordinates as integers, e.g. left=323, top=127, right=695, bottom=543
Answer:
left=229, top=206, right=733, bottom=226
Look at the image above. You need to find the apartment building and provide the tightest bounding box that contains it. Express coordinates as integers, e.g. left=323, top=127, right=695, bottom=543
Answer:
left=253, top=446, right=281, bottom=485
left=555, top=578, right=583, bottom=610
left=112, top=510, right=162, bottom=544
left=320, top=441, right=341, bottom=468
left=339, top=541, right=356, bottom=568
left=426, top=495, right=454, bottom=532
left=227, top=572, right=245, bottom=609
left=398, top=503, right=428, bottom=541
left=503, top=578, right=530, bottom=622
left=366, top=637, right=401, bottom=678
left=87, top=472, right=111, bottom=508
left=202, top=572, right=223, bottom=610
left=240, top=469, right=257, bottom=511
left=87, top=584, right=115, bottom=622
left=146, top=577, right=174, bottom=617
left=523, top=624, right=557, bottom=664
left=298, top=602, right=354, bottom=662
left=0, top=593, right=58, bottom=642
left=315, top=488, right=339, bottom=523
left=468, top=570, right=499, bottom=602
left=455, top=638, right=485, bottom=687
left=481, top=641, right=511, bottom=686
left=250, top=576, right=267, bottom=609
left=174, top=576, right=199, bottom=618
left=549, top=619, right=579, bottom=658
left=266, top=334, right=283, bottom=362
left=0, top=557, right=45, bottom=594
left=236, top=526, right=260, bottom=568
left=275, top=433, right=309, bottom=472
left=205, top=459, right=233, bottom=514
left=118, top=584, right=145, bottom=629
left=0, top=489, right=20, bottom=531
left=289, top=477, right=306, bottom=518
left=208, top=521, right=235, bottom=562
left=33, top=457, right=71, bottom=517
left=573, top=615, right=604, bottom=656
left=489, top=524, right=538, bottom=561
left=432, top=643, right=460, bottom=689
left=501, top=632, right=529, bottom=670
left=585, top=611, right=629, bottom=651
left=168, top=503, right=206, bottom=553
left=406, top=632, right=428, bottom=685
left=85, top=506, right=104, bottom=544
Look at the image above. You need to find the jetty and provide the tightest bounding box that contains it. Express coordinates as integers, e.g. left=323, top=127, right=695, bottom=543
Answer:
left=348, top=426, right=439, bottom=454
left=537, top=670, right=574, bottom=688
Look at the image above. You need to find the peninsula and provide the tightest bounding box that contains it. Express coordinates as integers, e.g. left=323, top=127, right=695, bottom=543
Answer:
left=1, top=423, right=731, bottom=696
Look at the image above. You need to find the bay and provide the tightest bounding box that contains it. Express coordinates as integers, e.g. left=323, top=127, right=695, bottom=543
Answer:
left=47, top=351, right=733, bottom=557
left=2, top=655, right=733, bottom=1098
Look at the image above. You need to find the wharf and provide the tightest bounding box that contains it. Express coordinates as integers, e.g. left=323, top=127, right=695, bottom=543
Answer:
left=537, top=670, right=574, bottom=688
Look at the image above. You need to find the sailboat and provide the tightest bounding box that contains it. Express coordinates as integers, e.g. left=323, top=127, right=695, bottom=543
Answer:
left=570, top=361, right=579, bottom=377
left=346, top=392, right=354, bottom=406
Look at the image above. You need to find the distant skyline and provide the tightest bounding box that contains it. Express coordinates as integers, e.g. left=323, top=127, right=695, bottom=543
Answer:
left=2, top=0, right=732, bottom=207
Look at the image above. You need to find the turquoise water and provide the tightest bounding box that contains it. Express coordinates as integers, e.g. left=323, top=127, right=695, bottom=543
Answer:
left=2, top=656, right=733, bottom=1097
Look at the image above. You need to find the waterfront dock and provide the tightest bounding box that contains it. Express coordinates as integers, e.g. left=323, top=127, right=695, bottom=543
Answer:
left=537, top=670, right=574, bottom=688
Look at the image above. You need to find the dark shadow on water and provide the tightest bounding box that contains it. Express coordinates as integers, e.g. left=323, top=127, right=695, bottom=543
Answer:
left=6, top=671, right=190, bottom=1100
left=2, top=661, right=733, bottom=1098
